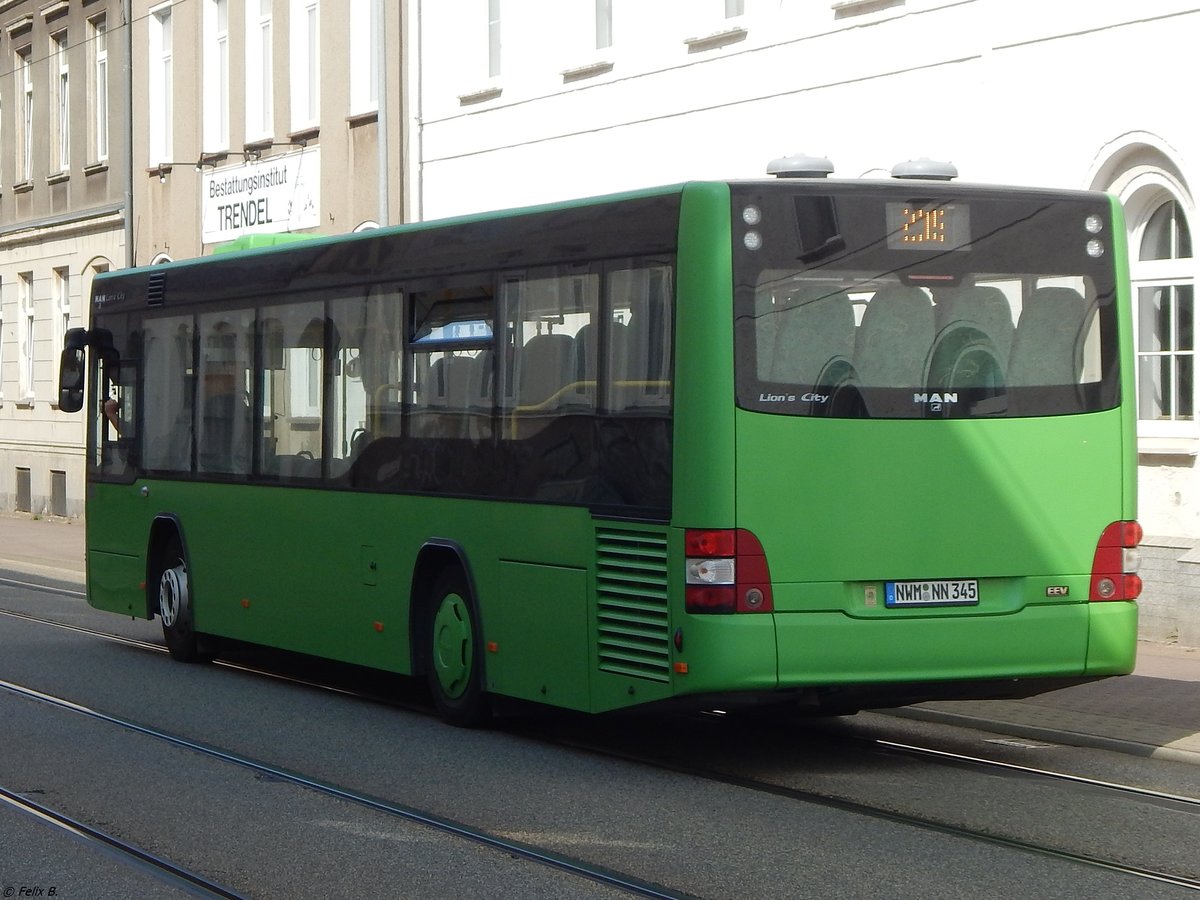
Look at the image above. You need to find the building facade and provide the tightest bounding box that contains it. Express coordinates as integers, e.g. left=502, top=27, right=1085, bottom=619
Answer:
left=0, top=0, right=128, bottom=517
left=0, top=0, right=405, bottom=517
left=413, top=0, right=1200, bottom=643
left=131, top=0, right=405, bottom=267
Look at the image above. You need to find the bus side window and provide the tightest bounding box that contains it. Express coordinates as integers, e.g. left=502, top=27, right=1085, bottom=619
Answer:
left=97, top=357, right=138, bottom=474
left=408, top=284, right=495, bottom=441
left=607, top=263, right=673, bottom=413
left=143, top=315, right=195, bottom=472
left=198, top=309, right=255, bottom=476
left=257, top=302, right=323, bottom=478
left=502, top=268, right=598, bottom=437
left=329, top=287, right=399, bottom=467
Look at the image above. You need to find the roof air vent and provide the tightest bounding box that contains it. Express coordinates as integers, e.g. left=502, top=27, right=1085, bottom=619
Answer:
left=767, top=153, right=834, bottom=179
left=891, top=159, right=958, bottom=181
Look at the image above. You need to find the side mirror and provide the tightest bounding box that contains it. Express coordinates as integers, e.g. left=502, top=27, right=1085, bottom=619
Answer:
left=58, top=328, right=90, bottom=413
left=58, top=348, right=86, bottom=413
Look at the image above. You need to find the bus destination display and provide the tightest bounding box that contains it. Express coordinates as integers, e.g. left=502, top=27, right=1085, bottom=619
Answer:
left=886, top=201, right=971, bottom=251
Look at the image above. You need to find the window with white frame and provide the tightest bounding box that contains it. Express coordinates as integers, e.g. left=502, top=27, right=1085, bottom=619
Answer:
left=290, top=0, right=320, bottom=130
left=53, top=268, right=70, bottom=371
left=246, top=0, right=273, bottom=141
left=596, top=0, right=613, bottom=50
left=18, top=46, right=33, bottom=183
left=1135, top=195, right=1195, bottom=433
left=204, top=0, right=229, bottom=151
left=488, top=0, right=501, bottom=78
left=52, top=30, right=70, bottom=173
left=18, top=272, right=34, bottom=401
left=149, top=5, right=173, bottom=164
left=726, top=0, right=745, bottom=16
left=349, top=0, right=380, bottom=114
left=90, top=17, right=109, bottom=163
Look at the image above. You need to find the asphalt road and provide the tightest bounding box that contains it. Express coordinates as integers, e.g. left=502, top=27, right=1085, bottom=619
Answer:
left=1, top=572, right=1199, bottom=899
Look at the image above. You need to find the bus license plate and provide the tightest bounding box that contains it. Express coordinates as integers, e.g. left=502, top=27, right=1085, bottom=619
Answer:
left=885, top=579, right=979, bottom=608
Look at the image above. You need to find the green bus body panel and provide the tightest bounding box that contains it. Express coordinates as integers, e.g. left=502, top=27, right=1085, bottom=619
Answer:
left=1086, top=601, right=1138, bottom=674
left=731, top=408, right=1134, bottom=684
left=1109, top=194, right=1139, bottom=517
left=87, top=550, right=144, bottom=617
left=671, top=183, right=737, bottom=527
left=86, top=480, right=677, bottom=712
left=736, top=410, right=1125, bottom=584
left=490, top=562, right=591, bottom=711
left=211, top=232, right=317, bottom=254
left=775, top=605, right=1091, bottom=684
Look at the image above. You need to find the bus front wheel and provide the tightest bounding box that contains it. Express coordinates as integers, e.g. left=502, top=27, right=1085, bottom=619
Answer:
left=424, top=569, right=490, bottom=727
left=156, top=538, right=206, bottom=663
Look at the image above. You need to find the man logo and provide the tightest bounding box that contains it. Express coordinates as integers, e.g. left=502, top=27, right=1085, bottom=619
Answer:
left=913, top=391, right=958, bottom=412
left=913, top=392, right=958, bottom=405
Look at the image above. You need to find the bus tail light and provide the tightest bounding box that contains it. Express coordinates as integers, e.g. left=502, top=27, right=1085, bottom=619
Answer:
left=685, top=529, right=774, bottom=614
left=1090, top=520, right=1143, bottom=601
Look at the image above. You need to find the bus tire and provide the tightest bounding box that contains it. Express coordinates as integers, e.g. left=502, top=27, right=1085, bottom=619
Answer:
left=424, top=568, right=490, bottom=727
left=156, top=537, right=206, bottom=663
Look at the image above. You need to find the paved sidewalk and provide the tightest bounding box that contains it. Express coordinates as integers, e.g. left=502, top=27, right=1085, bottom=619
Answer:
left=899, top=642, right=1200, bottom=765
left=0, top=512, right=1197, bottom=762
left=0, top=512, right=85, bottom=583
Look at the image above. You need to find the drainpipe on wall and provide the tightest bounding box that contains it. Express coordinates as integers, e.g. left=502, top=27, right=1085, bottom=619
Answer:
left=377, top=0, right=389, bottom=227
left=123, top=0, right=135, bottom=268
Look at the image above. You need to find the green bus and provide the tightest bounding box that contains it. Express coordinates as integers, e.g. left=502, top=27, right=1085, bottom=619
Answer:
left=59, top=170, right=1142, bottom=725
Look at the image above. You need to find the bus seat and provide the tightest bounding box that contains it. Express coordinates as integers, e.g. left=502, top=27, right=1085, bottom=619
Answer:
left=519, top=332, right=575, bottom=408
left=934, top=286, right=1015, bottom=365
left=573, top=323, right=598, bottom=382
left=468, top=349, right=494, bottom=407
left=854, top=285, right=935, bottom=389
left=1008, top=287, right=1097, bottom=387
left=414, top=354, right=479, bottom=439
left=769, top=285, right=856, bottom=386
left=428, top=355, right=476, bottom=408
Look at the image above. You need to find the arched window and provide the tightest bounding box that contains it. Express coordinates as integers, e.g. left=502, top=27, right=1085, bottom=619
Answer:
left=1134, top=195, right=1195, bottom=432
left=1091, top=138, right=1198, bottom=446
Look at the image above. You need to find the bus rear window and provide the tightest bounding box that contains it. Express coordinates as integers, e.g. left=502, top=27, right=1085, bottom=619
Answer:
left=733, top=186, right=1121, bottom=419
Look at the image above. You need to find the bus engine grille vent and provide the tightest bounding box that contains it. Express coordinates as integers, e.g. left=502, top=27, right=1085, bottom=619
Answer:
left=595, top=524, right=671, bottom=682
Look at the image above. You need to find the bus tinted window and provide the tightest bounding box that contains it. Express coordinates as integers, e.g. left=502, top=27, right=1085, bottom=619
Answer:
left=733, top=186, right=1120, bottom=418
left=197, top=309, right=254, bottom=473
left=259, top=301, right=324, bottom=477
left=409, top=281, right=495, bottom=441
left=89, top=195, right=678, bottom=516
left=143, top=315, right=193, bottom=471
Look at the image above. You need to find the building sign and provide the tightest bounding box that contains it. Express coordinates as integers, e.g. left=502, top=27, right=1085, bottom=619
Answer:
left=201, top=147, right=321, bottom=244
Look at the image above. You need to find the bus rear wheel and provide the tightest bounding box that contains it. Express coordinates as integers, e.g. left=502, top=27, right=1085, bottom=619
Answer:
left=156, top=538, right=206, bottom=663
left=424, top=569, right=490, bottom=727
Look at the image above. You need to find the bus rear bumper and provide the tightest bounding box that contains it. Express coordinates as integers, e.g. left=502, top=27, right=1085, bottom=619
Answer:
left=773, top=601, right=1136, bottom=688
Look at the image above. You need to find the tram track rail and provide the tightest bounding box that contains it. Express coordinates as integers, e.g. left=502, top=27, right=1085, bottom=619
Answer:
left=869, top=736, right=1200, bottom=811
left=0, top=781, right=247, bottom=898
left=4, top=579, right=1200, bottom=894
left=6, top=599, right=1199, bottom=816
left=0, top=673, right=690, bottom=900
left=546, top=732, right=1200, bottom=892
